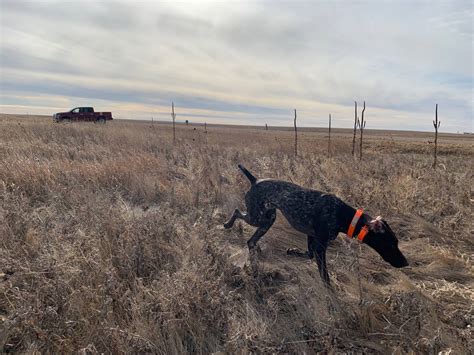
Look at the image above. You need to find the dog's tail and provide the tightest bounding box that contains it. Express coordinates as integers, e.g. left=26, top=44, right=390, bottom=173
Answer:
left=238, top=164, right=257, bottom=185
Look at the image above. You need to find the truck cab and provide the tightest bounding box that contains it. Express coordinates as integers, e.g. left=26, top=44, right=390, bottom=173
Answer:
left=71, top=107, right=95, bottom=120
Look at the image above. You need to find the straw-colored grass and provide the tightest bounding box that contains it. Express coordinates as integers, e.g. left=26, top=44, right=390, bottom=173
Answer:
left=0, top=114, right=472, bottom=353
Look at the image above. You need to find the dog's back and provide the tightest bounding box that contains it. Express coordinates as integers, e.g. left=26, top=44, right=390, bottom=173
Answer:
left=245, top=179, right=340, bottom=236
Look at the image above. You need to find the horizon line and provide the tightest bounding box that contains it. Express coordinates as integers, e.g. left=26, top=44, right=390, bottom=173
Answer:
left=1, top=112, right=472, bottom=135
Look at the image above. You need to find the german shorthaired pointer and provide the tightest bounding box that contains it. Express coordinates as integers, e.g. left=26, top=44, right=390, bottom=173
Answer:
left=224, top=165, right=409, bottom=286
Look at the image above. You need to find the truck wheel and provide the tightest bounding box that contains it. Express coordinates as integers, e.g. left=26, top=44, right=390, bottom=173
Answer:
left=96, top=116, right=106, bottom=124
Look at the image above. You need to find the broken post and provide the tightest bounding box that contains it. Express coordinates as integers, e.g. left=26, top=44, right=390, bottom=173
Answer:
left=433, top=104, right=440, bottom=168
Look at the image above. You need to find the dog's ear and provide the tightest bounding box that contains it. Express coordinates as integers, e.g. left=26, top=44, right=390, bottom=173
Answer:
left=369, top=216, right=385, bottom=232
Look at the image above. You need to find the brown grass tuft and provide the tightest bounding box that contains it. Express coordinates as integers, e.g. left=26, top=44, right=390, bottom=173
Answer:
left=0, top=114, right=472, bottom=353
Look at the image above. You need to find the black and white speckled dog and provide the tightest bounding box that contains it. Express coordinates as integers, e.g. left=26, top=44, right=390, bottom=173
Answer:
left=224, top=165, right=409, bottom=286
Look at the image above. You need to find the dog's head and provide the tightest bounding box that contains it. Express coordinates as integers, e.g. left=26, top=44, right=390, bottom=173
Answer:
left=362, top=216, right=409, bottom=268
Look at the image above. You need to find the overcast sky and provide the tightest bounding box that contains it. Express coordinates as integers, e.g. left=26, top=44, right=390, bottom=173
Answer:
left=0, top=0, right=472, bottom=132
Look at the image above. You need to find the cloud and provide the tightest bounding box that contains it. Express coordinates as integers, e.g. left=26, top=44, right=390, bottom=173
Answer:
left=0, top=0, right=472, bottom=132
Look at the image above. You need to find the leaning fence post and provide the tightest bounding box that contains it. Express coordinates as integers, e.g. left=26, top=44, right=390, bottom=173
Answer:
left=352, top=101, right=358, bottom=156
left=171, top=102, right=176, bottom=144
left=359, top=101, right=366, bottom=161
left=433, top=104, right=440, bottom=168
left=294, top=109, right=298, bottom=157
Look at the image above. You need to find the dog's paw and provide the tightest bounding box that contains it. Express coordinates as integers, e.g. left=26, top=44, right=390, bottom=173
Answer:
left=223, top=222, right=232, bottom=229
left=286, top=248, right=308, bottom=258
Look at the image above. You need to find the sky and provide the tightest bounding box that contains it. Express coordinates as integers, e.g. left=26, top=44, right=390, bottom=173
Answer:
left=0, top=0, right=472, bottom=132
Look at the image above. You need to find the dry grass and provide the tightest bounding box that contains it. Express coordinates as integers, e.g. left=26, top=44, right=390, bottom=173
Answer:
left=0, top=114, right=472, bottom=353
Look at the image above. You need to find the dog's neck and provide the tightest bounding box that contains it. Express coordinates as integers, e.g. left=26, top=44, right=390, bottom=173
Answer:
left=338, top=203, right=371, bottom=239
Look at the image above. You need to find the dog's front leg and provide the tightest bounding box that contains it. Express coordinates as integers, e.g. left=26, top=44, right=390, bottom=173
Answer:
left=309, top=236, right=331, bottom=286
left=315, top=247, right=330, bottom=286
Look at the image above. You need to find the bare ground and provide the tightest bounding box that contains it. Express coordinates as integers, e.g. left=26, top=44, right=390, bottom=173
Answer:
left=0, top=114, right=472, bottom=353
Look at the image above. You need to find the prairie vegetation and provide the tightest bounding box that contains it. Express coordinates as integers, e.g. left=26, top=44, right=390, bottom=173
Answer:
left=0, top=114, right=472, bottom=353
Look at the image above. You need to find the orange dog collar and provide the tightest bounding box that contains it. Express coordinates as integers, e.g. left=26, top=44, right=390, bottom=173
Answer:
left=347, top=209, right=363, bottom=238
left=347, top=209, right=369, bottom=242
left=357, top=226, right=369, bottom=242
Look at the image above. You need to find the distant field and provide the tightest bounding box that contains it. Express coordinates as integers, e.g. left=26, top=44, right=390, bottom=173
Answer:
left=0, top=113, right=472, bottom=353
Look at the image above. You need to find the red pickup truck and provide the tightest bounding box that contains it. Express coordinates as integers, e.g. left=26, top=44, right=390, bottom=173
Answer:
left=53, top=107, right=113, bottom=122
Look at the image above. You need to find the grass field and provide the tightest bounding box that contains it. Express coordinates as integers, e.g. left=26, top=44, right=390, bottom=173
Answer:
left=0, top=114, right=472, bottom=353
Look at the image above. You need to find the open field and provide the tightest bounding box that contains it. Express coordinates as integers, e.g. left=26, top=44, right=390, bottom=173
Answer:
left=0, top=114, right=473, bottom=353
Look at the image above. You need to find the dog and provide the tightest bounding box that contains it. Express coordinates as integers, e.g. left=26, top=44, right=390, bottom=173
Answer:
left=224, top=165, right=409, bottom=286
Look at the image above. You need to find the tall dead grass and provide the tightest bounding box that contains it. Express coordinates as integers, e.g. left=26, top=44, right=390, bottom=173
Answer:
left=0, top=115, right=472, bottom=353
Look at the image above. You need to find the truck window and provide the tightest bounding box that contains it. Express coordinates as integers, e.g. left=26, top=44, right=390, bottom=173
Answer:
left=72, top=108, right=80, bottom=113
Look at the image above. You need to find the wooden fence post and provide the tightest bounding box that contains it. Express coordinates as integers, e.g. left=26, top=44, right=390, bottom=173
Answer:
left=352, top=101, right=358, bottom=156
left=433, top=104, right=440, bottom=168
left=171, top=102, right=176, bottom=144
left=359, top=101, right=366, bottom=160
left=328, top=113, right=331, bottom=156
left=294, top=109, right=298, bottom=157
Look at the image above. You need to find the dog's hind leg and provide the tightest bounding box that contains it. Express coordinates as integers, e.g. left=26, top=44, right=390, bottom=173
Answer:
left=224, top=208, right=248, bottom=229
left=224, top=204, right=273, bottom=230
left=246, top=209, right=276, bottom=249
left=245, top=209, right=276, bottom=277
